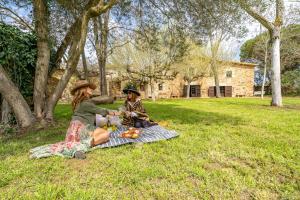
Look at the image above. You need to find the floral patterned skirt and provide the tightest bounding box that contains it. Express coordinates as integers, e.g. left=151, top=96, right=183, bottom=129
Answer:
left=30, top=120, right=95, bottom=159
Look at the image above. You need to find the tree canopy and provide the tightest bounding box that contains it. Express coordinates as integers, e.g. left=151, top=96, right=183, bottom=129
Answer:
left=240, top=24, right=300, bottom=73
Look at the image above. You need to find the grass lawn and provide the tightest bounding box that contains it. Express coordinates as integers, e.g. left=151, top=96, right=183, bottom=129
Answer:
left=0, top=97, right=300, bottom=199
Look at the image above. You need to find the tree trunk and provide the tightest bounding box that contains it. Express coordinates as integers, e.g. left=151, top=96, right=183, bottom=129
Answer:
left=45, top=66, right=76, bottom=120
left=90, top=95, right=114, bottom=104
left=0, top=65, right=34, bottom=129
left=209, top=36, right=221, bottom=98
left=237, top=0, right=284, bottom=106
left=261, top=39, right=269, bottom=99
left=81, top=50, right=88, bottom=80
left=211, top=59, right=221, bottom=98
left=186, top=82, right=191, bottom=98
left=1, top=99, right=12, bottom=125
left=93, top=11, right=109, bottom=96
left=45, top=15, right=89, bottom=121
left=270, top=27, right=282, bottom=106
left=32, top=0, right=50, bottom=120
left=150, top=80, right=156, bottom=102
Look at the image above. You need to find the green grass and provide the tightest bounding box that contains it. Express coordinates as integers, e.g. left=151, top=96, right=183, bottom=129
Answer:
left=0, top=97, right=300, bottom=199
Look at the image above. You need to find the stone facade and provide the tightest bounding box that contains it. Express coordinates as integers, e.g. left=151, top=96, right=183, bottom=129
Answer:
left=50, top=61, right=255, bottom=102
left=123, top=61, right=256, bottom=98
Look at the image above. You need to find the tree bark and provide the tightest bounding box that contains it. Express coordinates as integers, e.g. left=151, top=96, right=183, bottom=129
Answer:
left=32, top=0, right=50, bottom=120
left=1, top=99, right=12, bottom=125
left=90, top=95, right=114, bottom=104
left=270, top=27, right=282, bottom=106
left=81, top=50, right=89, bottom=80
left=186, top=82, right=191, bottom=98
left=0, top=65, right=34, bottom=129
left=150, top=79, right=156, bottom=102
left=209, top=36, right=221, bottom=98
left=211, top=59, right=221, bottom=98
left=261, top=39, right=269, bottom=99
left=93, top=11, right=109, bottom=96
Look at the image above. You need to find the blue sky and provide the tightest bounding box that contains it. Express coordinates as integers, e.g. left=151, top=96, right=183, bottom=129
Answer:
left=2, top=0, right=299, bottom=62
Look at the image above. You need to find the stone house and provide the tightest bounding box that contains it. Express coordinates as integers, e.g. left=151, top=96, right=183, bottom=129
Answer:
left=50, top=61, right=256, bottom=102
left=109, top=61, right=256, bottom=99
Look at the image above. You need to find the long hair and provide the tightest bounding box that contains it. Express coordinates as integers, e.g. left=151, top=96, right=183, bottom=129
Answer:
left=72, top=87, right=90, bottom=111
left=127, top=92, right=138, bottom=102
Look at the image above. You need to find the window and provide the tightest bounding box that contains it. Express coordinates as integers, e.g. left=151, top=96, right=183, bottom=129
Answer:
left=158, top=83, right=163, bottom=91
left=226, top=71, right=232, bottom=78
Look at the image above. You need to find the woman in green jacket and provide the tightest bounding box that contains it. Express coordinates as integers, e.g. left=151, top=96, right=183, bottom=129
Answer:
left=30, top=80, right=118, bottom=159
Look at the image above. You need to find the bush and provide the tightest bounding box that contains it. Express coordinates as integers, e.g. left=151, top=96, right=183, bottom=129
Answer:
left=282, top=69, right=300, bottom=96
left=0, top=23, right=37, bottom=101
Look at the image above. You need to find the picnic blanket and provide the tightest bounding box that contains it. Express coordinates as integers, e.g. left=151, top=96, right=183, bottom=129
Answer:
left=93, top=125, right=179, bottom=149
left=30, top=125, right=179, bottom=159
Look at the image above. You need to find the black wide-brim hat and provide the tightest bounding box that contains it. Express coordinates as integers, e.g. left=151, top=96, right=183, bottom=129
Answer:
left=123, top=85, right=140, bottom=96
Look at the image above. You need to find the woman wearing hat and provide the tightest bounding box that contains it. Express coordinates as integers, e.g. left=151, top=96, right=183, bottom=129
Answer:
left=121, top=83, right=157, bottom=128
left=30, top=80, right=118, bottom=159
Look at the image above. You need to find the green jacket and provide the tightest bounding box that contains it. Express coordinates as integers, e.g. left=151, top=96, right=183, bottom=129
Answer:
left=72, top=100, right=108, bottom=125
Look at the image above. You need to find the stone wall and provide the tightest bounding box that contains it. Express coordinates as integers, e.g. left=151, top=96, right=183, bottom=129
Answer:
left=139, top=62, right=255, bottom=98
left=49, top=61, right=255, bottom=103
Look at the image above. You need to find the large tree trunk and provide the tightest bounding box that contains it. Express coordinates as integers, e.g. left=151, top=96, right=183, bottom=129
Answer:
left=1, top=99, right=12, bottom=125
left=186, top=82, right=191, bottom=98
left=270, top=27, right=282, bottom=106
left=93, top=11, right=109, bottom=96
left=32, top=0, right=50, bottom=120
left=0, top=65, right=34, bottom=129
left=237, top=0, right=284, bottom=106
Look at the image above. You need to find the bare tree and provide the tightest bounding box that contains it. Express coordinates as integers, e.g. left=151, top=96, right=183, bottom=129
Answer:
left=175, top=43, right=210, bottom=98
left=111, top=24, right=186, bottom=101
left=173, top=0, right=247, bottom=98
left=236, top=0, right=284, bottom=106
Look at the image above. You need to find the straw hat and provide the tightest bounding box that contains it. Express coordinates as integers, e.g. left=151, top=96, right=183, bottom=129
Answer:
left=70, top=80, right=96, bottom=95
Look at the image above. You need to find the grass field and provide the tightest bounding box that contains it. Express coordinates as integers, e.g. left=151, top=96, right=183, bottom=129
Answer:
left=0, top=97, right=299, bottom=199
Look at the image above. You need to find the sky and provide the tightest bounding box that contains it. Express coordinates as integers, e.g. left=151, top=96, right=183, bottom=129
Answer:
left=1, top=0, right=299, bottom=63
left=229, top=0, right=300, bottom=61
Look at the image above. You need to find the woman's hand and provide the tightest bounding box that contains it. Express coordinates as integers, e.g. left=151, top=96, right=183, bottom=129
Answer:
left=108, top=111, right=121, bottom=116
left=125, top=111, right=131, bottom=117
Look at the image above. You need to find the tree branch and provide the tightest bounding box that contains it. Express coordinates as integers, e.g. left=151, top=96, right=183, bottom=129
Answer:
left=89, top=0, right=118, bottom=17
left=275, top=0, right=284, bottom=26
left=237, top=0, right=274, bottom=31
left=0, top=6, right=34, bottom=31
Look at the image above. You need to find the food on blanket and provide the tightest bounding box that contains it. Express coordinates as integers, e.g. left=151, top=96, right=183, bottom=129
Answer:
left=120, top=127, right=142, bottom=139
left=111, top=125, right=117, bottom=131
left=124, top=133, right=131, bottom=138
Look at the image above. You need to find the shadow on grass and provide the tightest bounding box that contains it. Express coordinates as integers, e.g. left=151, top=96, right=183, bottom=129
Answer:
left=145, top=103, right=243, bottom=126
left=0, top=102, right=243, bottom=159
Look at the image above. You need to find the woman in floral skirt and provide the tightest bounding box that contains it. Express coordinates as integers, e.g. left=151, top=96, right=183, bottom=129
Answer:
left=30, top=80, right=118, bottom=159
